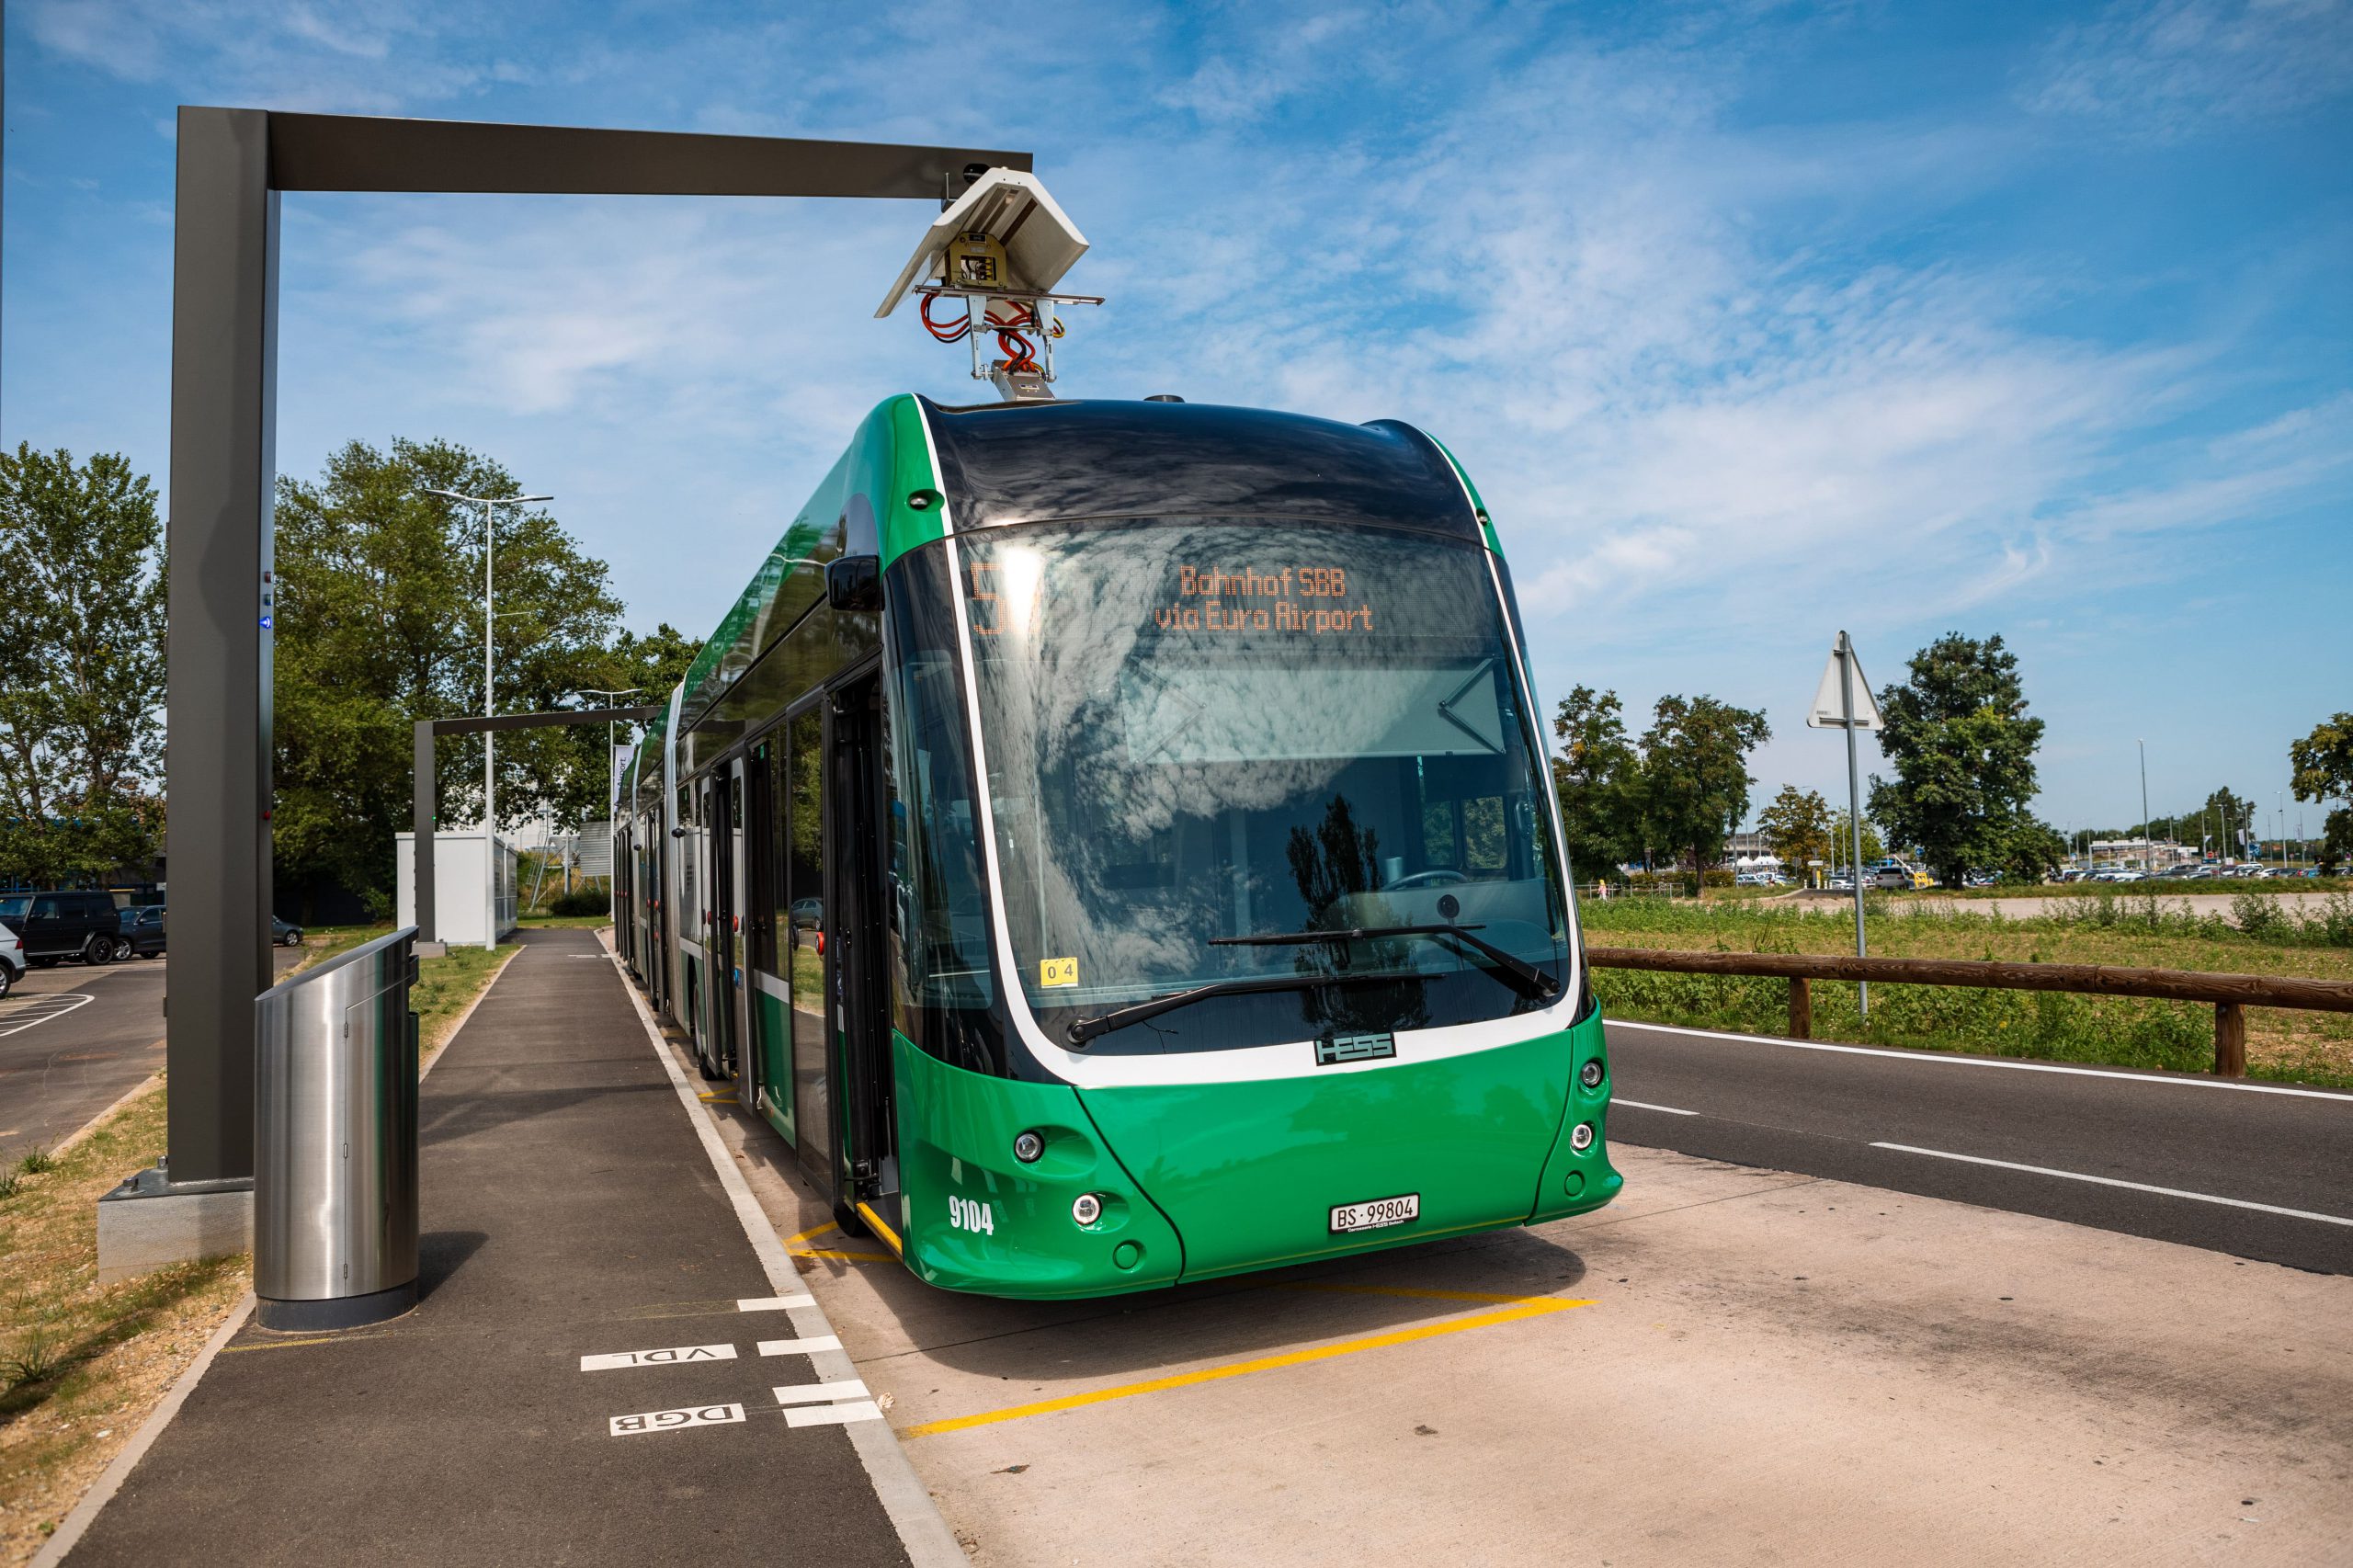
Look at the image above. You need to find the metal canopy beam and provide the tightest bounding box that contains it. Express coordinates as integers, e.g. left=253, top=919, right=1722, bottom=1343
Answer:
left=168, top=107, right=1031, bottom=1184
left=266, top=113, right=1030, bottom=196
left=412, top=705, right=662, bottom=946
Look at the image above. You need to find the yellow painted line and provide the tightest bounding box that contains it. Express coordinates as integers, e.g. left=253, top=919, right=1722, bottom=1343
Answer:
left=697, top=1091, right=735, bottom=1102
left=856, top=1202, right=904, bottom=1256
left=796, top=1248, right=894, bottom=1263
left=779, top=1221, right=839, bottom=1248
left=902, top=1296, right=1592, bottom=1439
left=222, top=1331, right=397, bottom=1354
left=1274, top=1281, right=1562, bottom=1306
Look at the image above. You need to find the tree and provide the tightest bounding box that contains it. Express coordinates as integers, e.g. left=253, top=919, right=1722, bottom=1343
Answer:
left=272, top=438, right=623, bottom=917
left=1868, top=632, right=2044, bottom=887
left=1635, top=695, right=1770, bottom=894
left=608, top=623, right=703, bottom=702
left=2290, top=714, right=2353, bottom=874
left=0, top=446, right=166, bottom=886
left=1833, top=807, right=1885, bottom=869
left=1550, top=685, right=1643, bottom=878
left=1757, top=785, right=1833, bottom=883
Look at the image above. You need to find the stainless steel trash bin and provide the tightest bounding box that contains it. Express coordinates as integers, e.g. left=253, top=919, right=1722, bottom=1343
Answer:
left=254, top=926, right=421, bottom=1330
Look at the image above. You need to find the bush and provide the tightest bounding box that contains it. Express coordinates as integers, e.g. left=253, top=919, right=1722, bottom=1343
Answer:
left=548, top=887, right=609, bottom=917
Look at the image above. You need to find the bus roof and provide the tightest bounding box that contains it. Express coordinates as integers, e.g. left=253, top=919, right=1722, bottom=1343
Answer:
left=924, top=396, right=1483, bottom=540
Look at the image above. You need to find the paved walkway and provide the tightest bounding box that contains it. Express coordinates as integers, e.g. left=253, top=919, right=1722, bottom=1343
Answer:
left=63, top=927, right=918, bottom=1567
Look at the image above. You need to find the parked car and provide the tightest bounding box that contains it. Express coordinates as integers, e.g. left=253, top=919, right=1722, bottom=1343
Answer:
left=272, top=915, right=304, bottom=948
left=0, top=920, right=23, bottom=996
left=117, top=903, right=167, bottom=960
left=789, top=897, right=824, bottom=930
left=0, top=890, right=125, bottom=966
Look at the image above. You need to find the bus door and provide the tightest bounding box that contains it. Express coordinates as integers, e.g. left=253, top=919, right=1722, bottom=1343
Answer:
left=727, top=755, right=756, bottom=1105
left=828, top=670, right=898, bottom=1229
left=709, top=767, right=742, bottom=1080
left=745, top=734, right=795, bottom=1142
left=784, top=700, right=833, bottom=1185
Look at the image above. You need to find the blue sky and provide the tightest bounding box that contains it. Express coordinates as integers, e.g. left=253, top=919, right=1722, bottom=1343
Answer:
left=6, top=0, right=2349, bottom=839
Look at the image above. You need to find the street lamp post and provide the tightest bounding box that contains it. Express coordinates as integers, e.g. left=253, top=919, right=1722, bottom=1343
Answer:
left=423, top=487, right=553, bottom=949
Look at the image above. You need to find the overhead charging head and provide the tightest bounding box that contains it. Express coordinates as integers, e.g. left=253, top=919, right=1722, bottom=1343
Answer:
left=877, top=167, right=1101, bottom=403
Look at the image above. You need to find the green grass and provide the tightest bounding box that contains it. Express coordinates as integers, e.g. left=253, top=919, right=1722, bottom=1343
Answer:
left=1583, top=892, right=2353, bottom=1088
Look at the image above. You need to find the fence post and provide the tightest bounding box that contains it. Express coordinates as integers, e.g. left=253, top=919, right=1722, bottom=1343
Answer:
left=1788, top=976, right=1812, bottom=1040
left=2213, top=1001, right=2246, bottom=1077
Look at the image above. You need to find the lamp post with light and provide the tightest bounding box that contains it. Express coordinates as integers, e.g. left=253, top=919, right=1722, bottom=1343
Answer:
left=422, top=487, right=553, bottom=949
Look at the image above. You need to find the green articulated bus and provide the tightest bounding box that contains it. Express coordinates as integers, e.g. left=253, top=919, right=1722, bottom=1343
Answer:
left=611, top=394, right=1619, bottom=1298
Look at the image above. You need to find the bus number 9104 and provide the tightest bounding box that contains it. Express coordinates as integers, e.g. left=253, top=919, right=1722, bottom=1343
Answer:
left=948, top=1196, right=996, bottom=1235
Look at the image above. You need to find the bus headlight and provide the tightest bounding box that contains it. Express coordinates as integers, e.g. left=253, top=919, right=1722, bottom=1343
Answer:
left=1013, top=1131, right=1045, bottom=1165
left=1579, top=1061, right=1605, bottom=1090
left=1072, top=1193, right=1103, bottom=1226
left=1569, top=1121, right=1596, bottom=1153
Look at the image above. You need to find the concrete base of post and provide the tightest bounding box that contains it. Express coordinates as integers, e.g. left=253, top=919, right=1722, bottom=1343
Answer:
left=96, top=1164, right=255, bottom=1285
left=415, top=939, right=448, bottom=958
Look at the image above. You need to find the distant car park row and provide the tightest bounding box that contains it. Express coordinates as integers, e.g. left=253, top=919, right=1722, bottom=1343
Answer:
left=0, top=892, right=307, bottom=997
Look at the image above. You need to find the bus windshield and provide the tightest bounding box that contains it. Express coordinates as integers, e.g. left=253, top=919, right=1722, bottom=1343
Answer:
left=960, top=518, right=1570, bottom=1056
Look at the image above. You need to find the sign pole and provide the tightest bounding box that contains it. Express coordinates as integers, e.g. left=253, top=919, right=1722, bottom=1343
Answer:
left=1839, top=631, right=1869, bottom=1018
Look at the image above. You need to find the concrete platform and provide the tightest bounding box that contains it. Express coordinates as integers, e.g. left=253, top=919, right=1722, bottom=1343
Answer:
left=57, top=928, right=932, bottom=1567
left=686, top=1048, right=2353, bottom=1566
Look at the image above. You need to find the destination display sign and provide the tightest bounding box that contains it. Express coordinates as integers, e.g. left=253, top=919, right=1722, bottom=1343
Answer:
left=965, top=556, right=1381, bottom=639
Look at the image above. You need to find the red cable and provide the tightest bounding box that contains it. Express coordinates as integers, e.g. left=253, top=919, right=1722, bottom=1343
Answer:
left=921, top=294, right=972, bottom=341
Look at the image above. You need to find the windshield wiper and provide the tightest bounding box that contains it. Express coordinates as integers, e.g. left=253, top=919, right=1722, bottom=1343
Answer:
left=1063, top=972, right=1332, bottom=1048
left=1211, top=923, right=1560, bottom=1002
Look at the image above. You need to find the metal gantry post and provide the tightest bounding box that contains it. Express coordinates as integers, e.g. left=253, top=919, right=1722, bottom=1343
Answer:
left=165, top=108, right=278, bottom=1184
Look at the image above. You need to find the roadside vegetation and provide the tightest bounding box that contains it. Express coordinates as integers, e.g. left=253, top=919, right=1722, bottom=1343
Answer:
left=0, top=934, right=518, bottom=1563
left=1584, top=891, right=2353, bottom=1088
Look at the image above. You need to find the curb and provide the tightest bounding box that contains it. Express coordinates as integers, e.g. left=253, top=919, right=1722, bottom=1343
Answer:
left=28, top=1292, right=257, bottom=1568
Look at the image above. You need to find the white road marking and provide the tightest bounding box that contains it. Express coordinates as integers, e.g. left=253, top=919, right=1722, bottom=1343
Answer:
left=787, top=1400, right=883, bottom=1428
left=1609, top=1019, right=2353, bottom=1101
left=773, top=1378, right=870, bottom=1406
left=581, top=1343, right=738, bottom=1372
left=0, top=994, right=95, bottom=1037
left=1869, top=1143, right=2353, bottom=1227
left=735, top=1294, right=816, bottom=1312
left=758, top=1335, right=843, bottom=1357
left=608, top=1403, right=745, bottom=1436
left=1612, top=1097, right=1697, bottom=1116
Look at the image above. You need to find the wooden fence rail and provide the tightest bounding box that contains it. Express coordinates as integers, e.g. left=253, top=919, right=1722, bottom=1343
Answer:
left=1582, top=946, right=2353, bottom=1078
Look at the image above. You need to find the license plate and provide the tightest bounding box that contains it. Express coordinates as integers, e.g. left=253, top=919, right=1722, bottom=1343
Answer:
left=1329, top=1193, right=1420, bottom=1233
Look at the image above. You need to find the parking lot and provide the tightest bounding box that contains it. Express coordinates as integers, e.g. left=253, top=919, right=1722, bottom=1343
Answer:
left=0, top=948, right=302, bottom=1162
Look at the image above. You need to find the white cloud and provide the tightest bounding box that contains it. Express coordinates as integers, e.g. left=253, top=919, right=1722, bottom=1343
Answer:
left=2021, top=0, right=2353, bottom=138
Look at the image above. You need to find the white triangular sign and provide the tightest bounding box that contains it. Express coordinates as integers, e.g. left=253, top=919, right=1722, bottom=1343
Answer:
left=1805, top=636, right=1883, bottom=731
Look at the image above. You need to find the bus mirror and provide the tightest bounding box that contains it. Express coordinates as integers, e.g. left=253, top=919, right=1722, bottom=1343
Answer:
left=825, top=555, right=882, bottom=613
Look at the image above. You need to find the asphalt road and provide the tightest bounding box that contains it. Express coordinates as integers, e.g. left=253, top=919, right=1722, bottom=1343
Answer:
left=0, top=947, right=302, bottom=1164
left=1604, top=1017, right=2353, bottom=1275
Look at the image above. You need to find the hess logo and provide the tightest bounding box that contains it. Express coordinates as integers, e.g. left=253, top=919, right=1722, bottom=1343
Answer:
left=1315, top=1031, right=1396, bottom=1066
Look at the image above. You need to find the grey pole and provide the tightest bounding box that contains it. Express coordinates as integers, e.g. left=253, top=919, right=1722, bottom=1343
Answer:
left=2139, top=739, right=2151, bottom=870
left=425, top=489, right=551, bottom=949
left=165, top=108, right=278, bottom=1185
left=1839, top=631, right=1868, bottom=1019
